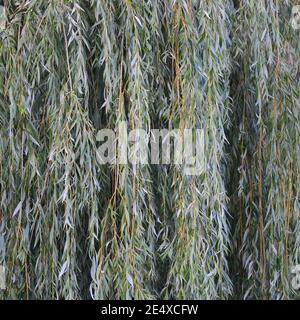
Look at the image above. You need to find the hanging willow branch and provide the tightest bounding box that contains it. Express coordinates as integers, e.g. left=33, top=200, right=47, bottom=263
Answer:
left=0, top=0, right=299, bottom=300
left=229, top=0, right=300, bottom=299
left=158, top=0, right=233, bottom=299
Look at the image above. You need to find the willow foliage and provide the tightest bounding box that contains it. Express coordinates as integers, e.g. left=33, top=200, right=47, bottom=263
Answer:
left=0, top=1, right=299, bottom=300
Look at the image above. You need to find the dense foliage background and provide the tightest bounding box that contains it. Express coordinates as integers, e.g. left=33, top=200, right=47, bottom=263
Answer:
left=0, top=0, right=299, bottom=300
